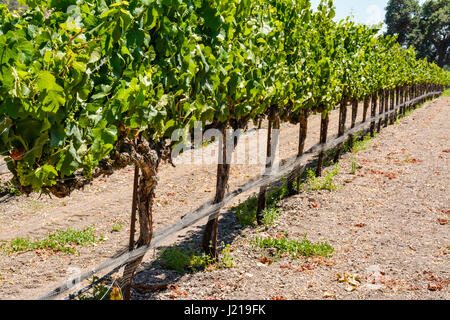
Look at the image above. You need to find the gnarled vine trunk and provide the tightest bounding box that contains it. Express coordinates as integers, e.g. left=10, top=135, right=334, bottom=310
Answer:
left=121, top=140, right=160, bottom=300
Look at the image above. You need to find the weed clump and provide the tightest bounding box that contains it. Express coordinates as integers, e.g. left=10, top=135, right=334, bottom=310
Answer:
left=301, top=165, right=341, bottom=191
left=253, top=234, right=334, bottom=259
left=1, top=226, right=103, bottom=254
left=159, top=242, right=235, bottom=273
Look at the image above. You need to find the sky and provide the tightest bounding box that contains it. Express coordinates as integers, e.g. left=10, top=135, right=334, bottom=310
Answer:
left=310, top=0, right=427, bottom=28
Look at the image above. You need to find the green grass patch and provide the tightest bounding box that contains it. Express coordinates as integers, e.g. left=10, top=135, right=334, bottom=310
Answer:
left=253, top=234, right=334, bottom=259
left=234, top=201, right=282, bottom=227
left=215, top=243, right=235, bottom=269
left=1, top=226, right=103, bottom=254
left=260, top=207, right=281, bottom=226
left=300, top=165, right=341, bottom=191
left=0, top=180, right=21, bottom=197
left=441, top=88, right=450, bottom=97
left=350, top=156, right=358, bottom=175
left=234, top=183, right=287, bottom=227
left=159, top=242, right=235, bottom=274
left=78, top=276, right=113, bottom=300
left=403, top=107, right=414, bottom=117
left=323, top=131, right=376, bottom=167
left=266, top=182, right=289, bottom=207
left=111, top=220, right=123, bottom=232
left=350, top=131, right=376, bottom=153
left=235, top=195, right=258, bottom=226
left=160, top=246, right=214, bottom=273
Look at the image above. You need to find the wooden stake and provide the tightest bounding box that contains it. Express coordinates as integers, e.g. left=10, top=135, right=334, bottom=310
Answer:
left=334, top=97, right=347, bottom=163
left=390, top=89, right=395, bottom=124
left=257, top=108, right=280, bottom=224
left=377, top=90, right=383, bottom=133
left=128, top=165, right=139, bottom=251
left=394, top=87, right=400, bottom=121
left=286, top=110, right=309, bottom=195
left=384, top=89, right=389, bottom=127
left=295, top=110, right=308, bottom=193
left=348, top=99, right=358, bottom=150
left=370, top=93, right=377, bottom=137
left=316, top=111, right=329, bottom=177
left=122, top=164, right=139, bottom=300
left=202, top=124, right=231, bottom=257
left=362, top=96, right=369, bottom=123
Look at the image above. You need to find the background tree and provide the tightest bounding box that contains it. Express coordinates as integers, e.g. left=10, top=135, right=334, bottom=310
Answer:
left=385, top=0, right=450, bottom=69
left=0, top=0, right=20, bottom=11
left=412, top=0, right=449, bottom=68
left=385, top=0, right=420, bottom=47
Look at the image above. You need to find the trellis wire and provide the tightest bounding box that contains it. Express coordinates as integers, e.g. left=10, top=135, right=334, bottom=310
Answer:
left=0, top=125, right=11, bottom=136
left=0, top=149, right=12, bottom=156
left=0, top=121, right=12, bottom=156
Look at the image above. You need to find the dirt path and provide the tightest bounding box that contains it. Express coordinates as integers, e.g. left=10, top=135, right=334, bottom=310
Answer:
left=0, top=96, right=448, bottom=299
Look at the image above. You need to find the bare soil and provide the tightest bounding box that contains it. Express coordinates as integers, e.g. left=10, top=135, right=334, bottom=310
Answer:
left=0, top=96, right=448, bottom=300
